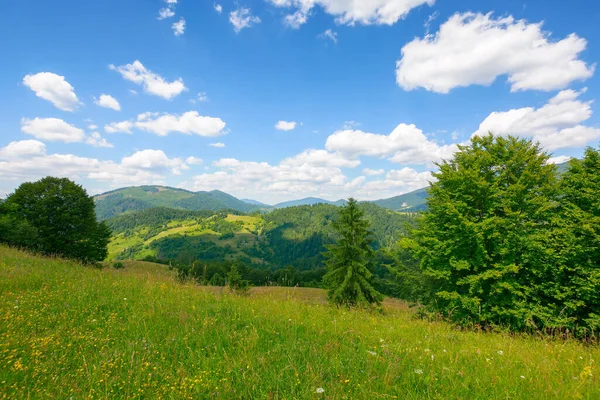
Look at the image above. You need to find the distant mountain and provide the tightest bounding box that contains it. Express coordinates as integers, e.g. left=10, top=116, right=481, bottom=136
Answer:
left=94, top=186, right=259, bottom=220
left=373, top=187, right=429, bottom=212
left=273, top=197, right=338, bottom=209
left=241, top=199, right=272, bottom=207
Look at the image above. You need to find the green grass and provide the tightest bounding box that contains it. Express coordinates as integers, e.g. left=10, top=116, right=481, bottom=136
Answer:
left=1, top=245, right=598, bottom=399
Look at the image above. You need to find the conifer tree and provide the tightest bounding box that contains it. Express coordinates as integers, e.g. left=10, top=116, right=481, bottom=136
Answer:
left=323, top=198, right=383, bottom=307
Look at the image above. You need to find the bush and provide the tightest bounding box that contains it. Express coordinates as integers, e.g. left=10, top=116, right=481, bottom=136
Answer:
left=112, top=261, right=125, bottom=270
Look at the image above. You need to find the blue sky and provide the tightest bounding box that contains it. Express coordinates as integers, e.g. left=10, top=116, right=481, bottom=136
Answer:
left=0, top=0, right=599, bottom=203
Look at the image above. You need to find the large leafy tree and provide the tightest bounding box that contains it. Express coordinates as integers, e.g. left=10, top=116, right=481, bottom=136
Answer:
left=2, top=177, right=111, bottom=262
left=544, top=147, right=600, bottom=332
left=323, top=198, right=383, bottom=307
left=406, top=134, right=559, bottom=329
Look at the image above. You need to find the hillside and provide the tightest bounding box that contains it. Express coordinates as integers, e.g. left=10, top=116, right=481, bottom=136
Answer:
left=105, top=204, right=413, bottom=276
left=1, top=245, right=598, bottom=399
left=273, top=197, right=346, bottom=208
left=94, top=185, right=259, bottom=220
left=373, top=187, right=429, bottom=211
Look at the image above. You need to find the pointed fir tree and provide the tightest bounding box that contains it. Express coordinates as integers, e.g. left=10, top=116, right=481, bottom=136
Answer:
left=323, top=198, right=383, bottom=307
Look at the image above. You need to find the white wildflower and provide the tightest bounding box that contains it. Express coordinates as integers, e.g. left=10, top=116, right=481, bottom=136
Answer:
left=497, top=350, right=503, bottom=355
left=316, top=387, right=325, bottom=394
left=520, top=375, right=525, bottom=379
left=367, top=350, right=377, bottom=356
left=414, top=369, right=424, bottom=374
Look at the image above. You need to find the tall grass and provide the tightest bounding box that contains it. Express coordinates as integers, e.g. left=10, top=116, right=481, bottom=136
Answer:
left=0, top=245, right=597, bottom=399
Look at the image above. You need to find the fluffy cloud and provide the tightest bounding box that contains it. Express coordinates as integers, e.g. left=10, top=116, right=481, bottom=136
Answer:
left=186, top=156, right=203, bottom=165
left=134, top=111, right=226, bottom=136
left=396, top=12, right=595, bottom=93
left=318, top=29, right=338, bottom=44
left=229, top=7, right=261, bottom=33
left=210, top=142, right=225, bottom=148
left=109, top=60, right=186, bottom=100
left=282, top=149, right=359, bottom=168
left=158, top=7, right=175, bottom=19
left=474, top=89, right=600, bottom=150
left=94, top=94, right=121, bottom=111
left=326, top=123, right=458, bottom=165
left=268, top=0, right=433, bottom=28
left=22, top=72, right=81, bottom=112
left=121, top=149, right=186, bottom=171
left=275, top=120, right=297, bottom=131
left=363, top=168, right=384, bottom=176
left=358, top=168, right=433, bottom=198
left=172, top=17, right=185, bottom=36
left=0, top=140, right=46, bottom=159
left=105, top=121, right=133, bottom=134
left=21, top=117, right=86, bottom=143
left=86, top=132, right=113, bottom=148
left=214, top=4, right=223, bottom=14
left=547, top=155, right=571, bottom=165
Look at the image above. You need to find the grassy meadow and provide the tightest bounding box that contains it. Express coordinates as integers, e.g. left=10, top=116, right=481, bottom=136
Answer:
left=0, top=245, right=598, bottom=399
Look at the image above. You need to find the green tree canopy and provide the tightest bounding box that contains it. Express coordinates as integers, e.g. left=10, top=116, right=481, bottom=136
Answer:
left=1, top=177, right=110, bottom=262
left=323, top=198, right=383, bottom=307
left=406, top=134, right=559, bottom=330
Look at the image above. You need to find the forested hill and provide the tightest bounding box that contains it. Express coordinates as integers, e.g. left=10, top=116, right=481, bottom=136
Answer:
left=94, top=186, right=263, bottom=219
left=105, top=203, right=414, bottom=277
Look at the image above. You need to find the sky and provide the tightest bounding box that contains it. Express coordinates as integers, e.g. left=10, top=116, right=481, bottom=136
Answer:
left=0, top=0, right=599, bottom=204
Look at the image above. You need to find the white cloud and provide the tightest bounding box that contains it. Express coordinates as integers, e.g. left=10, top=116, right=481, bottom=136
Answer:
left=186, top=156, right=203, bottom=165
left=318, top=29, right=338, bottom=44
left=0, top=140, right=46, bottom=159
left=94, top=94, right=121, bottom=111
left=282, top=149, right=359, bottom=168
left=158, top=7, right=175, bottom=19
left=22, top=72, right=81, bottom=112
left=86, top=132, right=113, bottom=148
left=110, top=60, right=187, bottom=100
left=397, top=12, right=595, bottom=93
left=326, top=123, right=458, bottom=165
left=210, top=142, right=226, bottom=148
left=134, top=111, right=226, bottom=137
left=275, top=120, right=297, bottom=131
left=474, top=89, right=600, bottom=150
left=547, top=155, right=572, bottom=165
left=121, top=149, right=186, bottom=172
left=105, top=121, right=134, bottom=134
left=165, top=0, right=177, bottom=3
left=214, top=3, right=223, bottom=14
left=363, top=168, right=385, bottom=176
left=172, top=17, right=185, bottom=36
left=88, top=124, right=98, bottom=130
left=229, top=7, right=261, bottom=33
left=268, top=0, right=433, bottom=28
left=190, top=92, right=209, bottom=104
left=21, top=117, right=85, bottom=143
left=359, top=168, right=433, bottom=198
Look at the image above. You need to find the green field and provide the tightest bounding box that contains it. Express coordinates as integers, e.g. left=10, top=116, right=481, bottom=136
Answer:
left=1, top=246, right=598, bottom=399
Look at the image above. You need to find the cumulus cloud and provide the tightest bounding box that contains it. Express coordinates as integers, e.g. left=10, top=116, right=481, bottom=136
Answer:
left=21, top=117, right=86, bottom=143
left=318, top=29, right=338, bottom=43
left=326, top=123, right=458, bottom=165
left=268, top=0, right=433, bottom=28
left=214, top=3, right=223, bottom=14
left=94, top=94, right=121, bottom=111
left=275, top=120, right=297, bottom=131
left=547, top=155, right=572, bottom=165
left=474, top=89, right=600, bottom=150
left=105, top=121, right=134, bottom=134
left=0, top=140, right=46, bottom=159
left=109, top=60, right=187, bottom=100
left=22, top=72, right=81, bottom=112
left=158, top=7, right=175, bottom=19
left=229, top=7, right=261, bottom=33
left=186, top=156, right=203, bottom=165
left=172, top=17, right=185, bottom=36
left=86, top=132, right=114, bottom=148
left=358, top=168, right=433, bottom=198
left=134, top=111, right=226, bottom=137
left=396, top=12, right=595, bottom=93
left=210, top=142, right=225, bottom=148
left=363, top=168, right=385, bottom=176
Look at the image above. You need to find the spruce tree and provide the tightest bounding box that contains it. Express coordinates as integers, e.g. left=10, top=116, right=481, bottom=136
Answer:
left=323, top=198, right=383, bottom=307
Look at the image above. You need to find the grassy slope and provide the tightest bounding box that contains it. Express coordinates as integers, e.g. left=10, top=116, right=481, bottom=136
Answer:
left=1, top=246, right=598, bottom=399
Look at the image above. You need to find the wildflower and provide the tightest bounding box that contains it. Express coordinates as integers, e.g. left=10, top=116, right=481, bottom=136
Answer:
left=316, top=388, right=325, bottom=394
left=367, top=351, right=377, bottom=356
left=124, top=298, right=127, bottom=301
left=414, top=369, right=424, bottom=374
left=497, top=350, right=503, bottom=355
left=520, top=376, right=525, bottom=379
left=431, top=355, right=434, bottom=361
left=424, top=348, right=431, bottom=353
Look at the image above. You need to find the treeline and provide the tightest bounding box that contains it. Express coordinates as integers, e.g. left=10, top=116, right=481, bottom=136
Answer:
left=0, top=177, right=110, bottom=262
left=390, top=135, right=600, bottom=337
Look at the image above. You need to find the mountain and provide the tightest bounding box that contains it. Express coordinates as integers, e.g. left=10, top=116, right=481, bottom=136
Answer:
left=241, top=199, right=272, bottom=207
left=273, top=197, right=338, bottom=209
left=94, top=186, right=259, bottom=220
left=373, top=187, right=429, bottom=211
